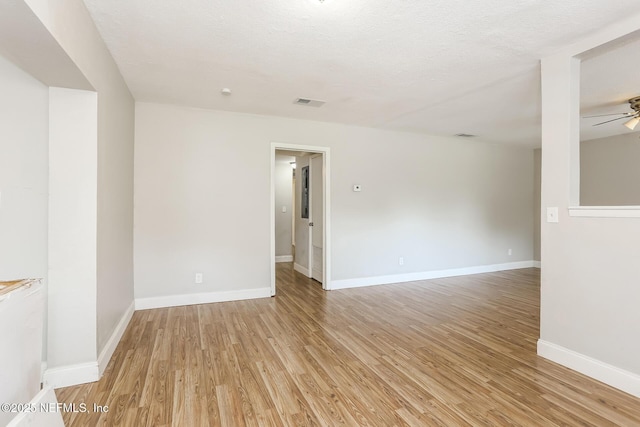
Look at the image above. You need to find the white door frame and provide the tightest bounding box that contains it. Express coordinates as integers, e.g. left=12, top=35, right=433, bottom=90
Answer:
left=308, top=153, right=322, bottom=283
left=270, top=142, right=331, bottom=295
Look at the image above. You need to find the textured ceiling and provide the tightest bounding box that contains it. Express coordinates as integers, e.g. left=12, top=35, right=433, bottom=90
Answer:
left=82, top=0, right=640, bottom=147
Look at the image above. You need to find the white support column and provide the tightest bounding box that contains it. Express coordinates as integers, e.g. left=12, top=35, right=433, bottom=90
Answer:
left=45, top=87, right=99, bottom=388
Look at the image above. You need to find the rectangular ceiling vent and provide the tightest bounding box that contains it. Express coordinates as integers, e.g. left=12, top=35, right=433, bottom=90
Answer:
left=294, top=98, right=325, bottom=107
left=454, top=133, right=477, bottom=138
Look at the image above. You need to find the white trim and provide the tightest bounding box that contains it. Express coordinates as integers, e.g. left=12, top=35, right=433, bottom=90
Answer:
left=322, top=150, right=331, bottom=290
left=308, top=154, right=319, bottom=284
left=134, top=287, right=271, bottom=310
left=270, top=147, right=276, bottom=295
left=293, top=263, right=311, bottom=276
left=275, top=255, right=294, bottom=263
left=98, top=301, right=134, bottom=375
left=43, top=362, right=99, bottom=389
left=40, top=304, right=134, bottom=389
left=41, top=361, right=47, bottom=383
left=569, top=206, right=640, bottom=218
left=271, top=142, right=331, bottom=293
left=272, top=142, right=331, bottom=154
left=537, top=340, right=640, bottom=398
left=533, top=260, right=541, bottom=268
left=331, top=261, right=537, bottom=290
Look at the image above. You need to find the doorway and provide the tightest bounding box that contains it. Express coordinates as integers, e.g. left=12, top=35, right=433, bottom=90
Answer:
left=270, top=143, right=331, bottom=295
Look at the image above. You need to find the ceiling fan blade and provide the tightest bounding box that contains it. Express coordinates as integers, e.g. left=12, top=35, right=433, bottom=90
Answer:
left=583, top=112, right=630, bottom=118
left=593, top=116, right=633, bottom=126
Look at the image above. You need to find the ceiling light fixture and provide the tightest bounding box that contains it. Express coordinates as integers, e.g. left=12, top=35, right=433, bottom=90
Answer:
left=625, top=97, right=640, bottom=130
left=624, top=116, right=640, bottom=130
left=588, top=96, right=640, bottom=129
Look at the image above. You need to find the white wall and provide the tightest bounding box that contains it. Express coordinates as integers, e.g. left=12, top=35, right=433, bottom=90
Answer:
left=0, top=53, right=49, bottom=383
left=20, top=0, right=135, bottom=384
left=0, top=54, right=48, bottom=282
left=533, top=148, right=541, bottom=262
left=581, top=132, right=640, bottom=206
left=540, top=27, right=640, bottom=397
left=274, top=155, right=294, bottom=259
left=47, top=87, right=98, bottom=368
left=135, top=102, right=534, bottom=300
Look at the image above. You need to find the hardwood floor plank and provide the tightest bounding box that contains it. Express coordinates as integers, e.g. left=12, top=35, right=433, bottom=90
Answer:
left=56, top=265, right=640, bottom=426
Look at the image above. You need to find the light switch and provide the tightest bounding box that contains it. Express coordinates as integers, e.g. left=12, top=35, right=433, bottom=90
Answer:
left=546, top=207, right=559, bottom=223
left=282, top=206, right=287, bottom=213
left=353, top=185, right=362, bottom=192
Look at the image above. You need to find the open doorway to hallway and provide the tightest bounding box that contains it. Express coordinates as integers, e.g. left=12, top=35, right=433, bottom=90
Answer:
left=270, top=143, right=331, bottom=296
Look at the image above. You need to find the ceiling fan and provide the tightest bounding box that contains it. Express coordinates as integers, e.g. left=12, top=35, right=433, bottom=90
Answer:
left=584, top=96, right=640, bottom=130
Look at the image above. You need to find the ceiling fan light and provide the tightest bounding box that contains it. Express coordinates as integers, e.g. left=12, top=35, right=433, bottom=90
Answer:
left=624, top=117, right=640, bottom=130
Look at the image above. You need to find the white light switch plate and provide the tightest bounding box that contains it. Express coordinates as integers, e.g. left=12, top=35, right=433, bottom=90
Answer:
left=546, top=207, right=559, bottom=223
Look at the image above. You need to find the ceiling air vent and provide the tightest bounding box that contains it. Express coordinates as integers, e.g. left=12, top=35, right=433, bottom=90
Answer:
left=294, top=98, right=326, bottom=107
left=454, top=133, right=477, bottom=138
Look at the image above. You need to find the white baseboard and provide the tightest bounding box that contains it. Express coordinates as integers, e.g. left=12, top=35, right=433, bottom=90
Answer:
left=98, top=301, right=134, bottom=375
left=537, top=339, right=640, bottom=398
left=135, top=287, right=271, bottom=310
left=43, top=362, right=99, bottom=389
left=275, top=255, right=294, bottom=263
left=331, top=260, right=537, bottom=290
left=293, top=263, right=310, bottom=277
left=533, top=260, right=541, bottom=268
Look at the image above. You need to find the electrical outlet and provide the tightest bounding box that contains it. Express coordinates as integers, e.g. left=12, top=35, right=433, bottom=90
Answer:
left=195, top=273, right=203, bottom=284
left=508, top=248, right=512, bottom=256
left=399, top=257, right=404, bottom=266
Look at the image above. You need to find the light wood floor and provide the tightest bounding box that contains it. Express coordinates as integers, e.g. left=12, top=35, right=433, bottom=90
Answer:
left=57, top=265, right=640, bottom=426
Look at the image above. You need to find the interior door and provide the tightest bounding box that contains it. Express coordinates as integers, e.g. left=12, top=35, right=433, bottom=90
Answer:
left=309, top=154, right=323, bottom=283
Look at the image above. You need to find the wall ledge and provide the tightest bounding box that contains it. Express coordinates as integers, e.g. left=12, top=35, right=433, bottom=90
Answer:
left=537, top=339, right=640, bottom=398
